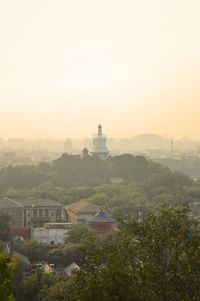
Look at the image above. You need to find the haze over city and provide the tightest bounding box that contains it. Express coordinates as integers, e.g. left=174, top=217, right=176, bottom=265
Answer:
left=2, top=2, right=200, bottom=301
left=1, top=0, right=200, bottom=139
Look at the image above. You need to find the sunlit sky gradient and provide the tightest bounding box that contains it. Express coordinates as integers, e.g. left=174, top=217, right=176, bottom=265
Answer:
left=0, top=0, right=200, bottom=139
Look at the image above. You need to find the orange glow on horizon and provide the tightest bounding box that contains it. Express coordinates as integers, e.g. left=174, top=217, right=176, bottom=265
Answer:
left=0, top=0, right=200, bottom=139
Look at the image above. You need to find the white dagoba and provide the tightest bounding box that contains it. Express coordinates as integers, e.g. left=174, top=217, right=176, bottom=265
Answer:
left=92, top=125, right=109, bottom=159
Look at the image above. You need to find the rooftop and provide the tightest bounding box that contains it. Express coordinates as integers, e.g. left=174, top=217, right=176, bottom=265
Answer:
left=18, top=198, right=62, bottom=207
left=40, top=263, right=56, bottom=274
left=64, top=262, right=80, bottom=277
left=66, top=200, right=99, bottom=214
left=0, top=198, right=62, bottom=208
left=13, top=250, right=31, bottom=265
left=4, top=245, right=31, bottom=265
left=87, top=210, right=115, bottom=224
left=0, top=198, right=24, bottom=209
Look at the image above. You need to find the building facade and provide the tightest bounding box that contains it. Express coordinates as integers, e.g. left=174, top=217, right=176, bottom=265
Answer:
left=32, top=222, right=71, bottom=245
left=87, top=209, right=116, bottom=235
left=0, top=198, right=24, bottom=227
left=21, top=199, right=62, bottom=227
left=0, top=197, right=62, bottom=228
left=32, top=228, right=66, bottom=245
left=65, top=200, right=99, bottom=224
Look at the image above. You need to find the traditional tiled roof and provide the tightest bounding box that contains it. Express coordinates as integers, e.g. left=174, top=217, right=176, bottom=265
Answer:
left=17, top=199, right=62, bottom=207
left=4, top=244, right=31, bottom=265
left=13, top=250, right=31, bottom=265
left=0, top=198, right=24, bottom=208
left=40, top=263, right=56, bottom=274
left=64, top=262, right=80, bottom=277
left=0, top=198, right=62, bottom=208
left=87, top=210, right=115, bottom=224
left=66, top=200, right=99, bottom=214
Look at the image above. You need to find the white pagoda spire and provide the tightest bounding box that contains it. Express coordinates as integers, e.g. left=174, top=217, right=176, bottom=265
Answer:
left=91, top=125, right=109, bottom=159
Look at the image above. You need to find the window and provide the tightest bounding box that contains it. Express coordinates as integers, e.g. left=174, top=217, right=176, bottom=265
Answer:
left=33, top=209, right=37, bottom=218
left=39, top=209, right=43, bottom=218
left=45, top=209, right=48, bottom=218
left=56, top=209, right=61, bottom=217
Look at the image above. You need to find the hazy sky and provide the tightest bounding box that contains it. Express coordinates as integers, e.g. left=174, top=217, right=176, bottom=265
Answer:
left=0, top=0, right=200, bottom=139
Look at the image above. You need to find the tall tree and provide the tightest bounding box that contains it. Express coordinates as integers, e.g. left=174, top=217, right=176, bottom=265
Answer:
left=0, top=213, right=11, bottom=241
left=0, top=252, right=16, bottom=301
left=70, top=207, right=200, bottom=301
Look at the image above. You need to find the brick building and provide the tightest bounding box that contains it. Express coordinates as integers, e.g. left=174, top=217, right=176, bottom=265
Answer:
left=0, top=197, right=62, bottom=228
left=65, top=200, right=99, bottom=224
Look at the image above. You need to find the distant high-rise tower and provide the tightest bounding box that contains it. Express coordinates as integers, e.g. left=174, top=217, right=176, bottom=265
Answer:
left=64, top=138, right=73, bottom=154
left=170, top=138, right=174, bottom=154
left=91, top=125, right=109, bottom=159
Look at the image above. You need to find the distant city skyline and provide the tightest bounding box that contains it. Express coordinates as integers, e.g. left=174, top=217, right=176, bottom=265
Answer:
left=0, top=0, right=200, bottom=139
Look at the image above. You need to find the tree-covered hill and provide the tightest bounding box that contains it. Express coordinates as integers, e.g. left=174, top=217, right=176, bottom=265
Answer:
left=0, top=154, right=168, bottom=192
left=157, top=156, right=200, bottom=179
left=0, top=153, right=198, bottom=219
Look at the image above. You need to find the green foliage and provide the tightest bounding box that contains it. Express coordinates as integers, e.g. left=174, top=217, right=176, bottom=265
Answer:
left=0, top=213, right=11, bottom=241
left=158, top=156, right=200, bottom=179
left=67, top=224, right=95, bottom=243
left=1, top=153, right=200, bottom=222
left=11, top=207, right=200, bottom=301
left=0, top=154, right=165, bottom=193
left=0, top=165, right=46, bottom=192
left=48, top=243, right=81, bottom=266
left=0, top=252, right=16, bottom=301
left=13, top=240, right=49, bottom=262
left=20, top=270, right=58, bottom=301
left=70, top=207, right=200, bottom=301
left=148, top=170, right=192, bottom=188
left=39, top=280, right=72, bottom=301
left=16, top=270, right=72, bottom=301
left=14, top=239, right=82, bottom=267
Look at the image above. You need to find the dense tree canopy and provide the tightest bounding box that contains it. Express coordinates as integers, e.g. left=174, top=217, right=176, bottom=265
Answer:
left=1, top=154, right=199, bottom=221
left=0, top=213, right=11, bottom=241
left=67, top=224, right=95, bottom=244
left=0, top=154, right=199, bottom=300
left=0, top=252, right=16, bottom=301
left=158, top=156, right=200, bottom=179
left=10, top=207, right=200, bottom=301
left=70, top=207, right=200, bottom=301
left=13, top=240, right=81, bottom=267
left=0, top=154, right=166, bottom=192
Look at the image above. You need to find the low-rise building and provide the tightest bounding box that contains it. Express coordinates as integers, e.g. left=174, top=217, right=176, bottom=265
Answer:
left=0, top=197, right=62, bottom=230
left=5, top=244, right=31, bottom=266
left=65, top=200, right=99, bottom=224
left=64, top=262, right=80, bottom=277
left=0, top=198, right=24, bottom=227
left=32, top=223, right=71, bottom=245
left=40, top=263, right=56, bottom=274
left=87, top=209, right=116, bottom=235
left=19, top=199, right=62, bottom=227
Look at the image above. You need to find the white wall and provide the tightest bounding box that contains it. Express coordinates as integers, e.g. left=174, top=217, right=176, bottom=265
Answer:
left=32, top=228, right=66, bottom=245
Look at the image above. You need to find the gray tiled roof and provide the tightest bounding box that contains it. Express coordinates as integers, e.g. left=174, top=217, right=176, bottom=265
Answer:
left=87, top=210, right=115, bottom=224
left=64, top=262, right=80, bottom=276
left=0, top=198, right=24, bottom=208
left=17, top=199, right=62, bottom=207
left=13, top=251, right=31, bottom=265
left=40, top=263, right=56, bottom=273
left=66, top=200, right=99, bottom=214
left=0, top=198, right=62, bottom=209
left=4, top=245, right=31, bottom=265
